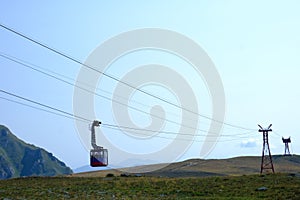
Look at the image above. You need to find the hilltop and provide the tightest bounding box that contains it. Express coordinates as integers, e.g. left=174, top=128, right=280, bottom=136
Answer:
left=0, top=125, right=72, bottom=179
left=73, top=155, right=300, bottom=178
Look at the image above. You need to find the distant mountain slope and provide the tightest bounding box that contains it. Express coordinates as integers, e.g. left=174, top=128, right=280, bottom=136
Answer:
left=0, top=125, right=72, bottom=179
left=74, top=155, right=300, bottom=178
left=147, top=155, right=300, bottom=177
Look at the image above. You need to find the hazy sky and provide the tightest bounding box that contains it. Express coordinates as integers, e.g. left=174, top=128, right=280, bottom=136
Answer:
left=1, top=1, right=300, bottom=169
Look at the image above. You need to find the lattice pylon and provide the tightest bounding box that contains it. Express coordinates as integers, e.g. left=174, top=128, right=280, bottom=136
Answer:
left=259, top=124, right=275, bottom=174
left=282, top=137, right=291, bottom=156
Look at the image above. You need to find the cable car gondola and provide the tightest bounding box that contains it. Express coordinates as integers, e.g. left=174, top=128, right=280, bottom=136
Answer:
left=89, top=120, right=108, bottom=167
left=90, top=148, right=108, bottom=167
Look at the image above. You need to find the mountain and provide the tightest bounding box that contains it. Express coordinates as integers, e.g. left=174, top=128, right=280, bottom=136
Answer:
left=73, top=165, right=108, bottom=173
left=73, top=159, right=157, bottom=173
left=73, top=155, right=300, bottom=178
left=0, top=125, right=72, bottom=179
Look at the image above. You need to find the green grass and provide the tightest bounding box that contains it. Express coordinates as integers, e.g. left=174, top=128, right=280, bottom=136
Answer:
left=1, top=173, right=300, bottom=199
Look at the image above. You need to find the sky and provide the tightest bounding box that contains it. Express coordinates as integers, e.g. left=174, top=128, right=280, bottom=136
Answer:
left=1, top=1, right=300, bottom=170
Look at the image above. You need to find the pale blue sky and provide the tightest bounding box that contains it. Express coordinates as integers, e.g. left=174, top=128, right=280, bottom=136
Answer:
left=1, top=1, right=300, bottom=169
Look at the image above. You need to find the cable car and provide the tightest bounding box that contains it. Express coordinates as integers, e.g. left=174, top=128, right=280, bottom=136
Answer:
left=90, top=148, right=108, bottom=167
left=89, top=120, right=108, bottom=167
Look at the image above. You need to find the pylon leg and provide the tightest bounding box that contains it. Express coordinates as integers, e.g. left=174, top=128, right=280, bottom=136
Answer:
left=260, top=132, right=275, bottom=174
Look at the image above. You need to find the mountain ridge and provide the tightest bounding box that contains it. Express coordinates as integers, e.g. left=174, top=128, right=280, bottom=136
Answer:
left=0, top=125, right=72, bottom=179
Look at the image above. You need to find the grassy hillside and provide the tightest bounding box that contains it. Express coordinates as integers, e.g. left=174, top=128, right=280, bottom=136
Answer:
left=0, top=125, right=72, bottom=179
left=150, top=155, right=300, bottom=177
left=74, top=155, right=300, bottom=178
left=0, top=173, right=300, bottom=199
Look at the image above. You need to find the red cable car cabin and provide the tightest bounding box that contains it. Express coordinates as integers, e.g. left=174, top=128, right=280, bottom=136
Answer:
left=90, top=148, right=108, bottom=167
